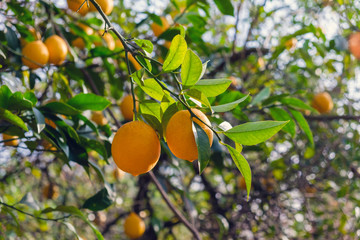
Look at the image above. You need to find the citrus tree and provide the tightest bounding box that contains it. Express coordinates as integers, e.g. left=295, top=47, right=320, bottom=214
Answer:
left=1, top=0, right=360, bottom=239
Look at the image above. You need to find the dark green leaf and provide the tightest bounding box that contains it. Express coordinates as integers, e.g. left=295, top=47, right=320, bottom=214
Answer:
left=269, top=107, right=296, bottom=137
left=289, top=109, right=314, bottom=147
left=83, top=186, right=114, bottom=211
left=193, top=122, right=211, bottom=174
left=214, top=0, right=234, bottom=16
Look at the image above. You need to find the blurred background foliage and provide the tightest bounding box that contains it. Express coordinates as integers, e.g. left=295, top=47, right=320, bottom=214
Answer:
left=0, top=0, right=360, bottom=239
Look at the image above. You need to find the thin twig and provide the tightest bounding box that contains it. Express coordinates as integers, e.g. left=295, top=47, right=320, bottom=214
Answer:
left=148, top=171, right=201, bottom=240
left=0, top=202, right=70, bottom=221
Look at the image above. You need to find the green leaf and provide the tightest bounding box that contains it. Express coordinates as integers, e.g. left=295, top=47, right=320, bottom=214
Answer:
left=251, top=87, right=270, bottom=106
left=214, top=0, right=234, bottom=16
left=140, top=100, right=162, bottom=121
left=193, top=122, right=211, bottom=174
left=181, top=49, right=203, bottom=88
left=83, top=186, right=114, bottom=211
left=134, top=39, right=153, bottom=53
left=43, top=102, right=81, bottom=116
left=224, top=121, right=289, bottom=145
left=269, top=107, right=296, bottom=137
left=8, top=92, right=33, bottom=111
left=191, top=79, right=232, bottom=97
left=32, top=108, right=45, bottom=134
left=212, top=95, right=249, bottom=113
left=88, top=160, right=105, bottom=183
left=186, top=89, right=211, bottom=108
left=67, top=93, right=111, bottom=111
left=224, top=144, right=251, bottom=199
left=42, top=205, right=104, bottom=240
left=0, top=108, right=28, bottom=131
left=0, top=85, right=12, bottom=109
left=135, top=78, right=167, bottom=101
left=289, top=109, right=314, bottom=147
left=24, top=92, right=37, bottom=106
left=81, top=137, right=107, bottom=161
left=163, top=35, right=187, bottom=72
left=280, top=97, right=315, bottom=112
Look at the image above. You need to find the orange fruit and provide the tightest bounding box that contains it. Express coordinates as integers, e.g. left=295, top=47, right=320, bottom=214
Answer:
left=45, top=35, right=68, bottom=65
left=127, top=52, right=142, bottom=71
left=111, top=121, right=161, bottom=176
left=348, top=32, right=360, bottom=59
left=151, top=17, right=170, bottom=37
left=45, top=118, right=56, bottom=129
left=124, top=212, right=146, bottom=239
left=2, top=134, right=19, bottom=146
left=72, top=24, right=94, bottom=50
left=311, top=92, right=333, bottom=114
left=22, top=40, right=49, bottom=69
left=237, top=176, right=247, bottom=190
left=67, top=0, right=90, bottom=16
left=94, top=32, right=115, bottom=50
left=91, top=111, right=108, bottom=125
left=89, top=0, right=113, bottom=15
left=42, top=183, right=59, bottom=200
left=165, top=109, right=213, bottom=162
left=120, top=94, right=139, bottom=121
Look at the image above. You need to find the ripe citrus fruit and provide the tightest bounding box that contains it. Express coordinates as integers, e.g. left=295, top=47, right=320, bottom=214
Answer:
left=72, top=23, right=94, bottom=50
left=111, top=121, right=160, bottom=176
left=2, top=134, right=19, bottom=146
left=124, top=212, right=146, bottom=239
left=311, top=92, right=333, bottom=114
left=91, top=111, right=108, bottom=125
left=89, top=0, right=113, bottom=15
left=165, top=109, right=213, bottom=162
left=127, top=52, right=142, bottom=71
left=41, top=140, right=57, bottom=151
left=44, top=35, right=68, bottom=65
left=151, top=17, right=170, bottom=37
left=348, top=32, right=360, bottom=59
left=42, top=183, right=59, bottom=200
left=164, top=40, right=171, bottom=49
left=94, top=32, right=115, bottom=50
left=120, top=94, right=139, bottom=121
left=67, top=0, right=90, bottom=16
left=22, top=40, right=49, bottom=69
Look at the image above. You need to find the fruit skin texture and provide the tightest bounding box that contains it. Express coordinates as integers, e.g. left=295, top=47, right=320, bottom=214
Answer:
left=2, top=134, right=19, bottom=146
left=311, top=92, right=333, bottom=114
left=348, top=32, right=360, bottom=59
left=111, top=121, right=160, bottom=176
left=22, top=41, right=49, bottom=69
left=90, top=0, right=114, bottom=15
left=151, top=17, right=170, bottom=37
left=124, top=212, right=146, bottom=239
left=45, top=35, right=68, bottom=65
left=67, top=0, right=90, bottom=16
left=120, top=94, right=139, bottom=121
left=91, top=111, right=108, bottom=125
left=165, top=109, right=213, bottom=162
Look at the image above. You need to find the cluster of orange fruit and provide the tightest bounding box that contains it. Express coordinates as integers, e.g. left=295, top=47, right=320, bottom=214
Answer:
left=67, top=0, right=113, bottom=16
left=110, top=105, right=213, bottom=176
left=21, top=31, right=68, bottom=69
